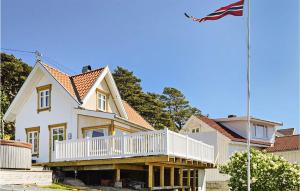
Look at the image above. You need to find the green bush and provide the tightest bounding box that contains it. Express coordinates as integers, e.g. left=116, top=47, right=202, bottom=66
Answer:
left=220, top=148, right=300, bottom=191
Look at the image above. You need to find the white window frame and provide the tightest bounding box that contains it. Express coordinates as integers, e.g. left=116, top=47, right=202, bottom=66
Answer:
left=254, top=124, right=268, bottom=139
left=97, top=92, right=107, bottom=111
left=39, top=89, right=50, bottom=109
left=28, top=131, right=39, bottom=154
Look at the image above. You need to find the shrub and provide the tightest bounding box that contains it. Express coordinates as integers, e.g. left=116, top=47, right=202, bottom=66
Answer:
left=220, top=148, right=300, bottom=191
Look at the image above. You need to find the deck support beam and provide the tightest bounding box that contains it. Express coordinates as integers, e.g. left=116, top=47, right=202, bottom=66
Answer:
left=187, top=168, right=191, bottom=189
left=160, top=166, right=164, bottom=187
left=116, top=168, right=121, bottom=182
left=193, top=169, right=196, bottom=191
left=179, top=168, right=183, bottom=190
left=170, top=166, right=175, bottom=187
left=148, top=164, right=154, bottom=188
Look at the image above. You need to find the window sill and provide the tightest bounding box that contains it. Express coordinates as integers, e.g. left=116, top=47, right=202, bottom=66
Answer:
left=32, top=153, right=39, bottom=157
left=37, top=107, right=51, bottom=113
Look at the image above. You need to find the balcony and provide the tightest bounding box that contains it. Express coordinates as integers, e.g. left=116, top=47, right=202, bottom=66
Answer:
left=53, top=129, right=214, bottom=164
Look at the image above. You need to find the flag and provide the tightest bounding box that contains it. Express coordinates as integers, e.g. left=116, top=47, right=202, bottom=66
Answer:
left=185, top=0, right=244, bottom=23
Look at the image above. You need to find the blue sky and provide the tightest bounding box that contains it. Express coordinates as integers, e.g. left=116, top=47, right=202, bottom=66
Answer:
left=2, top=0, right=299, bottom=132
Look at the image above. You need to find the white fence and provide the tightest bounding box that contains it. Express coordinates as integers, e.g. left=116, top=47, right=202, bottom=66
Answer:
left=0, top=143, right=31, bottom=169
left=53, top=129, right=214, bottom=164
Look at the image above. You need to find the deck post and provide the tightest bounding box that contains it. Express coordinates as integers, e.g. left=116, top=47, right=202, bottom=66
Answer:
left=179, top=168, right=183, bottom=190
left=116, top=168, right=121, bottom=182
left=187, top=168, right=191, bottom=190
left=170, top=166, right=175, bottom=187
left=193, top=169, right=196, bottom=191
left=160, top=166, right=165, bottom=187
left=197, top=169, right=206, bottom=191
left=148, top=164, right=154, bottom=188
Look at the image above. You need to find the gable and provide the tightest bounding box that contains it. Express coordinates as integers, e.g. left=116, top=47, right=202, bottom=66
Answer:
left=181, top=115, right=217, bottom=134
left=82, top=75, right=121, bottom=116
left=4, top=63, right=78, bottom=122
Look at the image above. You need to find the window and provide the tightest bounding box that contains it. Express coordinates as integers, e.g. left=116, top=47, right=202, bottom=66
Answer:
left=84, top=128, right=107, bottom=138
left=36, top=84, right=52, bottom=113
left=50, top=125, right=66, bottom=151
left=192, top=128, right=200, bottom=133
left=26, top=127, right=40, bottom=156
left=254, top=124, right=268, bottom=139
left=97, top=91, right=107, bottom=111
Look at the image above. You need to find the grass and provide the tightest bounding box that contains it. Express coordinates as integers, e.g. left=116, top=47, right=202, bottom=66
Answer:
left=41, top=183, right=81, bottom=190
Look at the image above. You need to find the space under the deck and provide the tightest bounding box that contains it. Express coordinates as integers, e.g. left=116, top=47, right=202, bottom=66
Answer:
left=39, top=155, right=213, bottom=190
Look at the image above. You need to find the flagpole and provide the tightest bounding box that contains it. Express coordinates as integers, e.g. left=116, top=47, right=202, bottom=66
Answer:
left=246, top=0, right=251, bottom=191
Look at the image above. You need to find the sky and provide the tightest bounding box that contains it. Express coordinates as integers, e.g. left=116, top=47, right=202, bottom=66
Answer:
left=1, top=0, right=299, bottom=132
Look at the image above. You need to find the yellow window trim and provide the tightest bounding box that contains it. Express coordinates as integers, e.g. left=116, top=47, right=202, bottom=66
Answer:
left=25, top=126, right=40, bottom=133
left=96, top=88, right=109, bottom=112
left=48, top=122, right=67, bottom=162
left=25, top=126, right=40, bottom=157
left=36, top=84, right=52, bottom=113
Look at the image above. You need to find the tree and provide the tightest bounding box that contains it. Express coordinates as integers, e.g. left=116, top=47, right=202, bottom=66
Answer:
left=0, top=53, right=32, bottom=139
left=112, top=67, right=174, bottom=130
left=160, top=87, right=201, bottom=130
left=220, top=149, right=300, bottom=191
left=112, top=66, right=144, bottom=108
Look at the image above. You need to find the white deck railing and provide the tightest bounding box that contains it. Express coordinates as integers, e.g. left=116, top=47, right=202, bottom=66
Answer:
left=53, top=129, right=214, bottom=164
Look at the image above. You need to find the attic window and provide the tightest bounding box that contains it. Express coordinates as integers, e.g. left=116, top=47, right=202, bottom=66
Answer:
left=36, top=84, right=52, bottom=113
left=96, top=89, right=108, bottom=112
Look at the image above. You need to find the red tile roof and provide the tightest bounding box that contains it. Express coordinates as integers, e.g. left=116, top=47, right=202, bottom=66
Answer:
left=265, top=135, right=300, bottom=152
left=123, top=101, right=154, bottom=130
left=43, top=64, right=77, bottom=99
left=71, top=68, right=104, bottom=101
left=196, top=115, right=271, bottom=146
left=42, top=64, right=153, bottom=130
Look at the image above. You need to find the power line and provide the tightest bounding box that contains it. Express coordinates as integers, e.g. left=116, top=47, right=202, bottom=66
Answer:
left=43, top=56, right=77, bottom=74
left=1, top=48, right=35, bottom=54
left=1, top=47, right=77, bottom=74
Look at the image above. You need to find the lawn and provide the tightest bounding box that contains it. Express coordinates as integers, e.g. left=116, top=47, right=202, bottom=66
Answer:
left=41, top=183, right=81, bottom=190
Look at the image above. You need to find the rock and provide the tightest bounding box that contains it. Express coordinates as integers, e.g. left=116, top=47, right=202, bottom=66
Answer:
left=63, top=177, right=85, bottom=187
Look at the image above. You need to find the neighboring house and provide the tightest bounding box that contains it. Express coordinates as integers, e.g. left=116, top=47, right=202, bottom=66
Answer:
left=180, top=115, right=284, bottom=187
left=276, top=128, right=295, bottom=137
left=3, top=61, right=214, bottom=190
left=265, top=134, right=300, bottom=163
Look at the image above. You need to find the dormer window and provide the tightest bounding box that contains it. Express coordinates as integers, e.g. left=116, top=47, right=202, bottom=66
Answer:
left=36, top=84, right=52, bottom=113
left=96, top=89, right=108, bottom=112
left=253, top=124, right=268, bottom=139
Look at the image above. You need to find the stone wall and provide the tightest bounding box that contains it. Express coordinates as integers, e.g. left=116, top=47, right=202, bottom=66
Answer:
left=0, top=169, right=52, bottom=186
left=207, top=181, right=230, bottom=191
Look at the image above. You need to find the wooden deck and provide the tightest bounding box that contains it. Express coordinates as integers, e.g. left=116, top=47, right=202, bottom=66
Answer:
left=52, top=128, right=214, bottom=164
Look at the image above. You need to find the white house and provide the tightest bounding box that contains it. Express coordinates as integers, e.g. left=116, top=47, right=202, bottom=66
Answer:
left=181, top=115, right=299, bottom=190
left=3, top=61, right=215, bottom=190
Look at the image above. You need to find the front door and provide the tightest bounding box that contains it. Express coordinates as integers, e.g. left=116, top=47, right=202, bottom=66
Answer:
left=49, top=125, right=65, bottom=161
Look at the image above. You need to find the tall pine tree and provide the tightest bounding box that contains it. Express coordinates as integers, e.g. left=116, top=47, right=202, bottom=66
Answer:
left=161, top=87, right=201, bottom=130
left=112, top=67, right=201, bottom=131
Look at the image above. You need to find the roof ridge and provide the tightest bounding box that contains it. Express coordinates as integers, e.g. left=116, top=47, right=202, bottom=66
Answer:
left=42, top=63, right=70, bottom=77
left=71, top=67, right=105, bottom=78
left=277, top=134, right=300, bottom=138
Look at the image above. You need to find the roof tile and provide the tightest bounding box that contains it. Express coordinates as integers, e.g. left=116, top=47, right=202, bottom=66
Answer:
left=265, top=135, right=300, bottom=152
left=42, top=63, right=153, bottom=130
